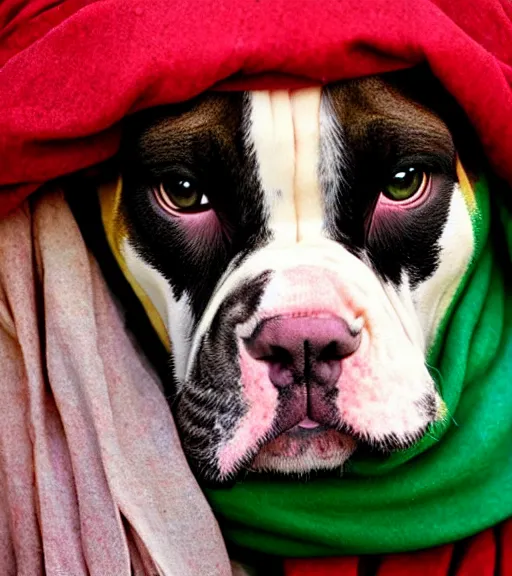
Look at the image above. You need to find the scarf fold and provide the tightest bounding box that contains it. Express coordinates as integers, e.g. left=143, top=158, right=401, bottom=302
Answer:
left=0, top=188, right=231, bottom=575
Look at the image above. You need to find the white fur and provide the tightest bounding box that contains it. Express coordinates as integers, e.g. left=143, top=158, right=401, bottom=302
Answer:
left=319, top=91, right=350, bottom=237
left=249, top=90, right=297, bottom=243
left=123, top=240, right=194, bottom=383
left=413, top=185, right=474, bottom=346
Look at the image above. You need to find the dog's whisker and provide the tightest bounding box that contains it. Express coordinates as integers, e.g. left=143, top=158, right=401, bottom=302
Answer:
left=425, top=362, right=444, bottom=391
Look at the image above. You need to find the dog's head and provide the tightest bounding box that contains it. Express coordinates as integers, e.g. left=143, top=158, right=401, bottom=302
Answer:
left=99, top=70, right=481, bottom=484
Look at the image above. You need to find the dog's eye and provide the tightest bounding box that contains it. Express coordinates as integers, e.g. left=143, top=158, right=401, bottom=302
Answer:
left=382, top=167, right=428, bottom=202
left=155, top=178, right=210, bottom=213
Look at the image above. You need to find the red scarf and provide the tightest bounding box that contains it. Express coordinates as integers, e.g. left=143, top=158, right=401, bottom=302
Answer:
left=1, top=0, right=512, bottom=220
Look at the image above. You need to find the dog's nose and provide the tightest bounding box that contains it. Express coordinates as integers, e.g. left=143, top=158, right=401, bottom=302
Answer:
left=244, top=316, right=361, bottom=388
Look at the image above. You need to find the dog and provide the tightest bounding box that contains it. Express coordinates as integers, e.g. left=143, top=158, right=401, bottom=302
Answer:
left=87, top=68, right=481, bottom=486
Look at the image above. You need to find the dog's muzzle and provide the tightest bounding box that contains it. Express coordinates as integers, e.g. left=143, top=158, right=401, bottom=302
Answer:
left=176, top=253, right=441, bottom=484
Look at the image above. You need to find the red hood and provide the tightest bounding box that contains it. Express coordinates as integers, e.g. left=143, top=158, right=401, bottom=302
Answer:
left=0, top=0, right=511, bottom=219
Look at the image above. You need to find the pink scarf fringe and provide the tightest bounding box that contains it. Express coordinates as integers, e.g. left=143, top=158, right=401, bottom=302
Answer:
left=0, top=189, right=230, bottom=575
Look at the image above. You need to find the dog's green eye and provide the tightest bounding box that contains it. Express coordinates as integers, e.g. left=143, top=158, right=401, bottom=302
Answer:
left=382, top=167, right=427, bottom=201
left=156, top=179, right=210, bottom=213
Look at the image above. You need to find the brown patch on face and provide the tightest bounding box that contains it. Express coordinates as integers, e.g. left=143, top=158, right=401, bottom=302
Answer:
left=134, top=93, right=244, bottom=169
left=319, top=71, right=472, bottom=287
left=326, top=75, right=456, bottom=164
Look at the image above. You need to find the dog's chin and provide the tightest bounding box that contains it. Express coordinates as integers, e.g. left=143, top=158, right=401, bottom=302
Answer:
left=250, top=426, right=358, bottom=475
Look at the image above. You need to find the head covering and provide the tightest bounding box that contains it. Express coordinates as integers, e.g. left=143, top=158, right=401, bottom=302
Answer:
left=0, top=0, right=511, bottom=218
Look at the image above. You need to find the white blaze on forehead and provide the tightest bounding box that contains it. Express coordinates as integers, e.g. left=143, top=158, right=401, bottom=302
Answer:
left=122, top=240, right=194, bottom=383
left=249, top=91, right=295, bottom=242
left=248, top=88, right=324, bottom=243
left=291, top=89, right=324, bottom=240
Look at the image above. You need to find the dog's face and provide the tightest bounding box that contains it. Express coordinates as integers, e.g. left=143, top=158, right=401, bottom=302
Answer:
left=100, top=73, right=478, bottom=483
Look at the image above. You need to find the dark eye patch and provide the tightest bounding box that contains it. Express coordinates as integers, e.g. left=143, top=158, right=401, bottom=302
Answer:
left=368, top=174, right=455, bottom=284
left=323, top=72, right=463, bottom=286
left=117, top=93, right=270, bottom=323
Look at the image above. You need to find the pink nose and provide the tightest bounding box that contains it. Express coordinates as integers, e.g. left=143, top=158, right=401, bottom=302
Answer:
left=244, top=316, right=361, bottom=388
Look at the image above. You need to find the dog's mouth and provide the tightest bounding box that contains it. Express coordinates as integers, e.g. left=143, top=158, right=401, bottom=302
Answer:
left=250, top=417, right=358, bottom=474
left=249, top=415, right=431, bottom=475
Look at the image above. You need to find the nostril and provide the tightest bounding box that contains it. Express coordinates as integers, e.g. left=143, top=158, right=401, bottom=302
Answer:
left=268, top=363, right=295, bottom=388
left=253, top=345, right=296, bottom=388
left=316, top=332, right=361, bottom=362
left=243, top=315, right=362, bottom=388
left=258, top=345, right=294, bottom=366
left=317, top=340, right=345, bottom=362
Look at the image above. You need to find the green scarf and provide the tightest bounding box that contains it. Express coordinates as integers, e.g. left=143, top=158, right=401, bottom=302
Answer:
left=206, top=174, right=512, bottom=556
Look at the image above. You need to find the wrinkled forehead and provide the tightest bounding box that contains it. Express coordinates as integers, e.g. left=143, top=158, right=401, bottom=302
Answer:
left=132, top=76, right=454, bottom=157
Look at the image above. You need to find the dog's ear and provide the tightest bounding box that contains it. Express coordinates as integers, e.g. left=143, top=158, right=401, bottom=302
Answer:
left=383, top=65, right=485, bottom=180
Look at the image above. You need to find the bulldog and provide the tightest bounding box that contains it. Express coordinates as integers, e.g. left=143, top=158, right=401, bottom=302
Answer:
left=91, top=68, right=480, bottom=485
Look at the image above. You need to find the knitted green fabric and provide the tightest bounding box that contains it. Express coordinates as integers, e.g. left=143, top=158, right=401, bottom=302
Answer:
left=206, top=175, right=512, bottom=556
